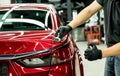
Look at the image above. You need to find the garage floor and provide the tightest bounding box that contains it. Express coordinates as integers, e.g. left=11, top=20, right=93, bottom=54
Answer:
left=76, top=41, right=106, bottom=76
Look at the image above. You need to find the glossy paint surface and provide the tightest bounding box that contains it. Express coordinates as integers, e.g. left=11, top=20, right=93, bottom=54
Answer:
left=0, top=4, right=84, bottom=76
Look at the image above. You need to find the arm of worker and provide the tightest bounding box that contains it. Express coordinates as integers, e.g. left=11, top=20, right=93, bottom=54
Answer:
left=55, top=0, right=102, bottom=39
left=68, top=0, right=102, bottom=29
left=102, top=42, right=120, bottom=58
left=84, top=42, right=120, bottom=61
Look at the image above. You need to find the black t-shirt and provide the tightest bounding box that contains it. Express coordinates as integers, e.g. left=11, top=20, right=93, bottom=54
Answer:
left=85, top=0, right=94, bottom=6
left=96, top=0, right=120, bottom=46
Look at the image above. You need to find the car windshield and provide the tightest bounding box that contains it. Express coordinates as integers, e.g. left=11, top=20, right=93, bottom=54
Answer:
left=0, top=9, right=52, bottom=31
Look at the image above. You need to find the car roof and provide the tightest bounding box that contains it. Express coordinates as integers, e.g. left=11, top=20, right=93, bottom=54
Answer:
left=0, top=3, right=57, bottom=13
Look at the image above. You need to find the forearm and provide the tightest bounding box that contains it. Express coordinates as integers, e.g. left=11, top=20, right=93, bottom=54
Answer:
left=68, top=0, right=102, bottom=29
left=68, top=7, right=94, bottom=29
left=102, top=42, right=120, bottom=58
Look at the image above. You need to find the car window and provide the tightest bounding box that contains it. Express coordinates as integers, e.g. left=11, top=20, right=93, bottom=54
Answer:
left=0, top=10, right=53, bottom=31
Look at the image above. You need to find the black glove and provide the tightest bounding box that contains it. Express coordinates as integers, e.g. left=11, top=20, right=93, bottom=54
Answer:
left=84, top=43, right=102, bottom=61
left=55, top=25, right=72, bottom=39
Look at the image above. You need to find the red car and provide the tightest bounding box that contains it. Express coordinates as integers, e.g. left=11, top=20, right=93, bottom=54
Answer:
left=0, top=4, right=84, bottom=76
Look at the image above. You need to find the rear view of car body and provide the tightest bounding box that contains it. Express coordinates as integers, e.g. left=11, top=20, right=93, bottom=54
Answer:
left=0, top=4, right=84, bottom=76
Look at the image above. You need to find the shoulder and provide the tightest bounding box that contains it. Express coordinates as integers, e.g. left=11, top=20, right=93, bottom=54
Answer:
left=96, top=0, right=109, bottom=7
left=96, top=0, right=104, bottom=6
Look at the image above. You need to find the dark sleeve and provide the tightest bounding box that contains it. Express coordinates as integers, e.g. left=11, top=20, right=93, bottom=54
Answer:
left=96, top=0, right=104, bottom=6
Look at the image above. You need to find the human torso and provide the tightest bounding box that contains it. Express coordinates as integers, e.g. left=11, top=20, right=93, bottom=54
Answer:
left=97, top=0, right=120, bottom=46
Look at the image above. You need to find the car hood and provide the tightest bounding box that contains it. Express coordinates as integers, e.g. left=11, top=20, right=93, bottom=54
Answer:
left=0, top=30, right=64, bottom=56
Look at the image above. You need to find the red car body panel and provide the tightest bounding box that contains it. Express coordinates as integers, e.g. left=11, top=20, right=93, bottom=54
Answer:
left=0, top=4, right=84, bottom=76
left=0, top=30, right=55, bottom=54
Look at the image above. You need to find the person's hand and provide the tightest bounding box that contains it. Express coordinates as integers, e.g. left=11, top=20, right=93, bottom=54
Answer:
left=55, top=25, right=72, bottom=39
left=84, top=43, right=102, bottom=61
